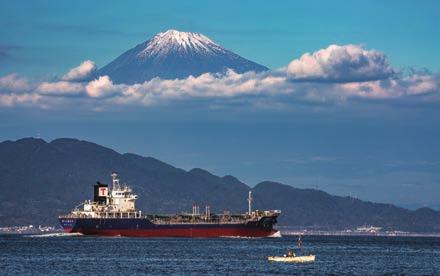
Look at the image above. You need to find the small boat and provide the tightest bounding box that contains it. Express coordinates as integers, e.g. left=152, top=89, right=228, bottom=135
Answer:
left=268, top=235, right=315, bottom=263
left=267, top=254, right=315, bottom=263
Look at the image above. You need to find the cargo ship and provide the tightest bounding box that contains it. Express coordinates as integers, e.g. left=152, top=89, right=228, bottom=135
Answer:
left=59, top=172, right=281, bottom=237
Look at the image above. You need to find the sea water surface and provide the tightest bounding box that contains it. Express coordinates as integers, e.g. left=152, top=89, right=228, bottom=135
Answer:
left=0, top=234, right=439, bottom=275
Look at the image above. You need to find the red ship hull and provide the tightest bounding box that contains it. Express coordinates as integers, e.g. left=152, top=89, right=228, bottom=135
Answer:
left=62, top=227, right=277, bottom=237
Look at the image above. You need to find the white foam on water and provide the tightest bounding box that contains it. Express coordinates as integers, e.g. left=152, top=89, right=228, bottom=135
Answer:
left=268, top=231, right=282, bottom=238
left=26, top=232, right=83, bottom=238
left=219, top=236, right=263, bottom=239
left=219, top=231, right=282, bottom=239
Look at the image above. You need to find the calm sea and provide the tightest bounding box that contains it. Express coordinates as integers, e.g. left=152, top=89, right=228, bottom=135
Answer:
left=0, top=234, right=439, bottom=275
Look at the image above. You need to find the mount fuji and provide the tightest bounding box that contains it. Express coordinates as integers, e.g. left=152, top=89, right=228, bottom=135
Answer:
left=98, top=29, right=269, bottom=84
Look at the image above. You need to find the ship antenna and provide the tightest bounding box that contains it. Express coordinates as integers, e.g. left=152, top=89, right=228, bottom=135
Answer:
left=248, top=191, right=253, bottom=214
left=111, top=172, right=119, bottom=190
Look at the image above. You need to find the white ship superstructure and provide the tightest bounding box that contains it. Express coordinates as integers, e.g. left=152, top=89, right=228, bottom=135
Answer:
left=72, top=172, right=141, bottom=218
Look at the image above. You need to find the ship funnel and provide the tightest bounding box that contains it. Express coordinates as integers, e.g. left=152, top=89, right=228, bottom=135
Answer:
left=94, top=181, right=108, bottom=204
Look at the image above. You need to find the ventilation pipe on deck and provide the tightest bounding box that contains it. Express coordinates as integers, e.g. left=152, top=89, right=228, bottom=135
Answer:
left=205, top=205, right=211, bottom=220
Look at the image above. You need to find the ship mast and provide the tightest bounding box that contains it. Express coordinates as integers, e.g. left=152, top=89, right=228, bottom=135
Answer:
left=111, top=172, right=120, bottom=190
left=248, top=191, right=253, bottom=214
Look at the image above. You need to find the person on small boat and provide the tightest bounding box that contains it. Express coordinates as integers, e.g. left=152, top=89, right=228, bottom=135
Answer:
left=283, top=249, right=295, bottom=257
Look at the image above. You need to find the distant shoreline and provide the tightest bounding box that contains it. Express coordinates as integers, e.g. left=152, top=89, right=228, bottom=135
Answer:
left=1, top=225, right=440, bottom=237
left=0, top=225, right=61, bottom=235
left=281, top=230, right=440, bottom=238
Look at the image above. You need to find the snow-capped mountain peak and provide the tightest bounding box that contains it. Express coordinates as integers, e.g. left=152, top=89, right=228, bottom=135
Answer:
left=137, top=29, right=225, bottom=58
left=138, top=29, right=225, bottom=58
left=155, top=29, right=215, bottom=48
left=99, top=29, right=268, bottom=84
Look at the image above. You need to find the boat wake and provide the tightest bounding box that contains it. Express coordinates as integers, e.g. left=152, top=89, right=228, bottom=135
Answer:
left=219, top=232, right=282, bottom=239
left=268, top=231, right=282, bottom=238
left=219, top=235, right=264, bottom=239
left=27, top=232, right=83, bottom=238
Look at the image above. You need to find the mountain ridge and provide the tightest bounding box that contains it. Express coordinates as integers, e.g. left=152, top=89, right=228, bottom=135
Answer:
left=1, top=137, right=439, bottom=232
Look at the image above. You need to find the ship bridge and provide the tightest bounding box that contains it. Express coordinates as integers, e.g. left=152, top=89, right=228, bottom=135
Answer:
left=67, top=172, right=141, bottom=219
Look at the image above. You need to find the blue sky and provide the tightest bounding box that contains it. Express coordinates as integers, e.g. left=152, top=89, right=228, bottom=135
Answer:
left=1, top=0, right=439, bottom=209
left=1, top=0, right=439, bottom=76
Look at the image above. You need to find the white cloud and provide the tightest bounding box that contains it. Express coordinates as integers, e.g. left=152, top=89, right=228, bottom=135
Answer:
left=0, top=74, right=31, bottom=92
left=85, top=75, right=118, bottom=98
left=105, top=70, right=290, bottom=107
left=0, top=92, right=42, bottom=107
left=61, top=60, right=97, bottom=82
left=287, top=44, right=395, bottom=82
left=0, top=49, right=439, bottom=109
left=37, top=81, right=84, bottom=96
left=339, top=74, right=439, bottom=100
left=0, top=70, right=438, bottom=109
left=405, top=74, right=438, bottom=95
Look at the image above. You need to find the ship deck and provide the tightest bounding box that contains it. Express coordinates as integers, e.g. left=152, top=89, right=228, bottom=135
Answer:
left=60, top=210, right=279, bottom=225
